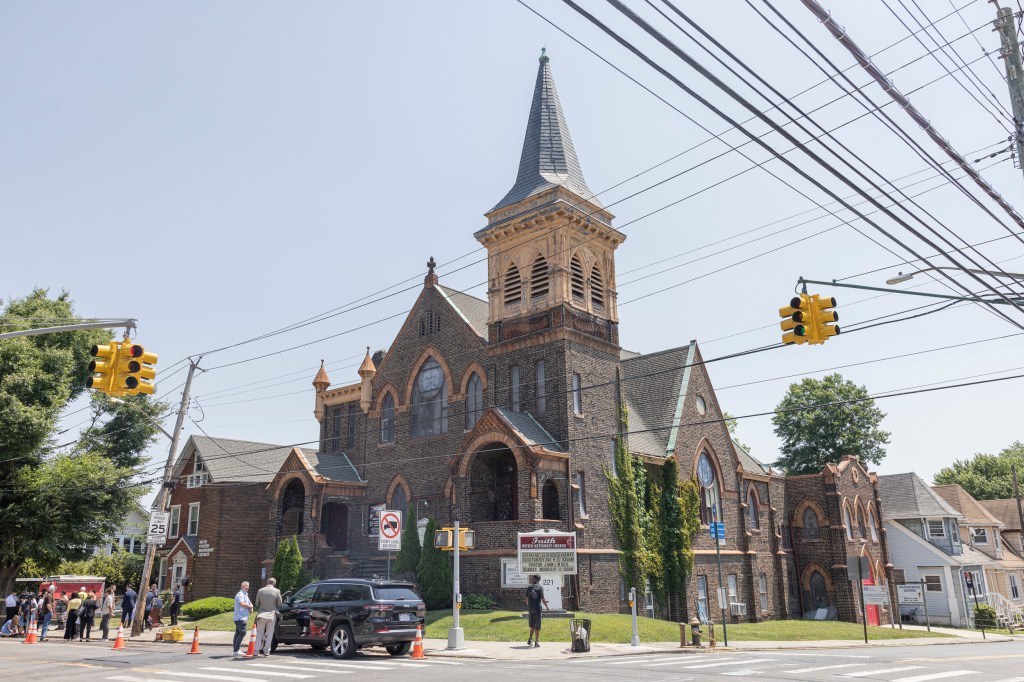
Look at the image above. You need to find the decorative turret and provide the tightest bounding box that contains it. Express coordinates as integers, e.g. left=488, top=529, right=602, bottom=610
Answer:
left=358, top=346, right=376, bottom=413
left=313, top=359, right=330, bottom=420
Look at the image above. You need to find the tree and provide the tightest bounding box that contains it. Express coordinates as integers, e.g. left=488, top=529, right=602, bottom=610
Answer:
left=771, top=373, right=889, bottom=475
left=57, top=548, right=144, bottom=592
left=0, top=289, right=166, bottom=595
left=933, top=441, right=1024, bottom=500
left=606, top=407, right=657, bottom=591
left=393, top=516, right=421, bottom=578
left=272, top=536, right=303, bottom=594
left=658, top=457, right=701, bottom=621
left=722, top=412, right=751, bottom=454
left=416, top=517, right=452, bottom=610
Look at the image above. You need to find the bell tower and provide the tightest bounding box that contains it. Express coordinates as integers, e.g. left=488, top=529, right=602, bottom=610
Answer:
left=475, top=50, right=625, bottom=353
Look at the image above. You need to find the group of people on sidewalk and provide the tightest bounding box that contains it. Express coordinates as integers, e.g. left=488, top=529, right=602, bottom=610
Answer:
left=117, top=582, right=184, bottom=631
left=231, top=578, right=282, bottom=658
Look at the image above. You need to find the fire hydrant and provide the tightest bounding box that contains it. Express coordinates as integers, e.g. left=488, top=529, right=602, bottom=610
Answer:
left=690, top=616, right=704, bottom=647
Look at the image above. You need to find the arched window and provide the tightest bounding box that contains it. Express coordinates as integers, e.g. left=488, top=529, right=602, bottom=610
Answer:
left=380, top=393, right=395, bottom=443
left=280, top=479, right=305, bottom=536
left=697, top=452, right=721, bottom=526
left=570, top=255, right=585, bottom=303
left=868, top=506, right=879, bottom=542
left=747, top=487, right=759, bottom=530
left=809, top=571, right=829, bottom=609
left=465, top=372, right=483, bottom=430
left=590, top=264, right=605, bottom=310
left=390, top=484, right=408, bottom=516
left=530, top=255, right=549, bottom=300
left=803, top=507, right=821, bottom=540
left=504, top=264, right=522, bottom=306
left=857, top=505, right=867, bottom=539
left=542, top=479, right=561, bottom=520
left=411, top=357, right=448, bottom=437
left=844, top=505, right=854, bottom=540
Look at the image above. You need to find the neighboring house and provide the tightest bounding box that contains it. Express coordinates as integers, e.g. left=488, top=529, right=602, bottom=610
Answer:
left=934, top=484, right=1024, bottom=626
left=877, top=473, right=992, bottom=627
left=980, top=499, right=1024, bottom=555
left=92, top=502, right=148, bottom=556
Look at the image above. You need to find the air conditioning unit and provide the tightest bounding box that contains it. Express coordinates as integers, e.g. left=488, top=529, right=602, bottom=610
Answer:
left=730, top=602, right=747, bottom=616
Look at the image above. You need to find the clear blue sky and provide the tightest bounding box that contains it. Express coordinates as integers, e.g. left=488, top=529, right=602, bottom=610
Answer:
left=4, top=1, right=1023, bottom=505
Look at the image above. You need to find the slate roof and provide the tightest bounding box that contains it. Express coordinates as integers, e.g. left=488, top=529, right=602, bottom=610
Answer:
left=877, top=473, right=962, bottom=520
left=495, top=407, right=566, bottom=453
left=980, top=499, right=1023, bottom=531
left=734, top=439, right=769, bottom=475
left=490, top=52, right=599, bottom=213
left=436, top=285, right=488, bottom=339
left=932, top=484, right=1004, bottom=527
left=185, top=436, right=296, bottom=485
left=304, top=450, right=364, bottom=484
left=620, top=345, right=691, bottom=458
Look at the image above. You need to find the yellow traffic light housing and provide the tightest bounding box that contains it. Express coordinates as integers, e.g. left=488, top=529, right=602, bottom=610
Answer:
left=779, top=295, right=810, bottom=345
left=87, top=342, right=121, bottom=394
left=436, top=527, right=475, bottom=551
left=434, top=529, right=453, bottom=550
left=119, top=344, right=158, bottom=395
left=811, top=296, right=840, bottom=344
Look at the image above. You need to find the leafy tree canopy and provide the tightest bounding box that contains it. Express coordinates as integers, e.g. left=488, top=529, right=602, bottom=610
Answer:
left=933, top=441, right=1024, bottom=500
left=771, top=373, right=889, bottom=475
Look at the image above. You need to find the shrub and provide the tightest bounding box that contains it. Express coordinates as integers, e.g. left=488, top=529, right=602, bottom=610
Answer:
left=181, top=596, right=234, bottom=620
left=974, top=603, right=998, bottom=629
left=416, top=517, right=452, bottom=610
left=273, top=536, right=303, bottom=595
left=462, top=593, right=497, bottom=611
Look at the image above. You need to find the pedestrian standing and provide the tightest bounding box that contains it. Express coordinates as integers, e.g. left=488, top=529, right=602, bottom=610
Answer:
left=99, top=587, right=115, bottom=641
left=39, top=586, right=55, bottom=641
left=120, top=586, right=136, bottom=626
left=149, top=592, right=163, bottom=629
left=253, top=577, right=282, bottom=657
left=144, top=584, right=157, bottom=630
left=525, top=574, right=549, bottom=648
left=64, top=591, right=82, bottom=641
left=4, top=592, right=16, bottom=626
left=57, top=591, right=68, bottom=628
left=232, top=581, right=253, bottom=658
left=79, top=591, right=97, bottom=641
left=169, top=583, right=182, bottom=625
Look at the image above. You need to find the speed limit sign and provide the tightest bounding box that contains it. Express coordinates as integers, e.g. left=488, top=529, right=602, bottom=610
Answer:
left=147, top=511, right=170, bottom=544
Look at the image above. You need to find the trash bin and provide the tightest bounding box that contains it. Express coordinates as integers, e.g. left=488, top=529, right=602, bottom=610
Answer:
left=570, top=618, right=591, bottom=653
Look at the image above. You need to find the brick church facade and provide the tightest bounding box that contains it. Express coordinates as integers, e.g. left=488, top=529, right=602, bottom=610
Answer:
left=157, top=53, right=894, bottom=626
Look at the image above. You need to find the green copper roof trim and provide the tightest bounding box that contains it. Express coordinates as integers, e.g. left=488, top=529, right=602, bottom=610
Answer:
left=665, top=340, right=696, bottom=455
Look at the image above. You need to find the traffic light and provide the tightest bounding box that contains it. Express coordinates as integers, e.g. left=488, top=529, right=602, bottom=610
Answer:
left=434, top=529, right=453, bottom=549
left=119, top=344, right=158, bottom=395
left=87, top=342, right=122, bottom=394
left=811, top=295, right=840, bottom=343
left=434, top=527, right=475, bottom=551
left=779, top=295, right=810, bottom=345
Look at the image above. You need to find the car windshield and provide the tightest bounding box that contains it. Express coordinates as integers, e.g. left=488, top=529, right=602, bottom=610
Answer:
left=373, top=586, right=420, bottom=601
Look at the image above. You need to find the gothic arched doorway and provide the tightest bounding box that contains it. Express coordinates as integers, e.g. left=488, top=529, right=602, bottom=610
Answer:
left=281, top=479, right=305, bottom=536
left=321, top=501, right=349, bottom=550
left=469, top=443, right=518, bottom=522
left=542, top=479, right=561, bottom=520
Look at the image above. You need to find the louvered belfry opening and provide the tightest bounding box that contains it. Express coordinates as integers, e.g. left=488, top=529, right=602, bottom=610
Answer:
left=504, top=264, right=523, bottom=306
left=590, top=264, right=605, bottom=310
left=530, top=255, right=549, bottom=300
left=570, top=255, right=585, bottom=303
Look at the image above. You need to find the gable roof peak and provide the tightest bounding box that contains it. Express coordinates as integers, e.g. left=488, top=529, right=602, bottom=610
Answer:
left=490, top=52, right=598, bottom=213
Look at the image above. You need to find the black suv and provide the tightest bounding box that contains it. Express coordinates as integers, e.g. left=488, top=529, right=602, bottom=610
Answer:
left=272, top=579, right=426, bottom=659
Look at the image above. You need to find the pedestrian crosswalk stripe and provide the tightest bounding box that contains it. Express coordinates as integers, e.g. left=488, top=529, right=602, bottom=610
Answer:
left=786, top=663, right=864, bottom=673
left=411, top=659, right=462, bottom=665
left=247, top=663, right=352, bottom=675
left=109, top=676, right=184, bottom=682
left=645, top=658, right=771, bottom=669
left=275, top=659, right=397, bottom=670
left=843, top=668, right=923, bottom=678
left=139, top=671, right=266, bottom=682
left=606, top=656, right=682, bottom=665
left=202, top=667, right=313, bottom=679
left=891, top=672, right=979, bottom=682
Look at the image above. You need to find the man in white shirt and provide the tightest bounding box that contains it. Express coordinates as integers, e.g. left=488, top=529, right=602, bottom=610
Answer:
left=232, top=582, right=253, bottom=657
left=5, top=592, right=17, bottom=625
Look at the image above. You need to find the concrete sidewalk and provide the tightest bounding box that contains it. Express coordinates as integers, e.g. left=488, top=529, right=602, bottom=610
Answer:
left=118, top=625, right=1016, bottom=661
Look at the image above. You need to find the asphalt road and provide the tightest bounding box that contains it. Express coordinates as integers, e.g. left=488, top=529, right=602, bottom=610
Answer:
left=0, top=639, right=1022, bottom=681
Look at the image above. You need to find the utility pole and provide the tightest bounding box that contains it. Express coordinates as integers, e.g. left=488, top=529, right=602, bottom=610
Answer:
left=130, top=356, right=200, bottom=637
left=993, top=2, right=1024, bottom=174
left=1013, top=464, right=1024, bottom=555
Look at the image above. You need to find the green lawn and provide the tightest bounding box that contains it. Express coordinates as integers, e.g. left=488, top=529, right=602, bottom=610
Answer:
left=423, top=611, right=950, bottom=643
left=178, top=612, right=255, bottom=632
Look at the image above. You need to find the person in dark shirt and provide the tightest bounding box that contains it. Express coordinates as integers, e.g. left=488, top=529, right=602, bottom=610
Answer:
left=120, top=587, right=137, bottom=626
left=525, top=575, right=549, bottom=648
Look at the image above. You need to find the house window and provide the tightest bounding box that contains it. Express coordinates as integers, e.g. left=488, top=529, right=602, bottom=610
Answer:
left=996, top=532, right=1003, bottom=550
left=410, top=357, right=448, bottom=437
left=951, top=523, right=960, bottom=543
left=333, top=410, right=342, bottom=452
left=868, top=507, right=879, bottom=542
left=893, top=568, right=906, bottom=584
left=169, top=506, right=181, bottom=538
left=928, top=520, right=946, bottom=538
left=194, top=455, right=204, bottom=473
left=530, top=255, right=549, bottom=300
left=802, top=507, right=821, bottom=540
left=1012, top=574, right=1021, bottom=599
left=535, top=360, right=546, bottom=416
left=696, top=575, right=709, bottom=622
left=510, top=365, right=520, bottom=412
left=747, top=487, right=759, bottom=530
left=570, top=255, right=585, bottom=303
left=697, top=452, right=721, bottom=526
left=576, top=472, right=587, bottom=517
left=590, top=264, right=605, bottom=309
left=572, top=373, right=582, bottom=415
left=857, top=508, right=867, bottom=538
left=390, top=485, right=408, bottom=516
left=844, top=506, right=854, bottom=540
left=809, top=571, right=829, bottom=608
left=924, top=575, right=943, bottom=592
left=465, top=372, right=483, bottom=430
left=346, top=403, right=357, bottom=449
left=187, top=503, right=200, bottom=536
left=727, top=574, right=738, bottom=602
left=973, top=528, right=989, bottom=545
left=380, top=393, right=395, bottom=443
left=504, top=264, right=522, bottom=306
left=758, top=573, right=768, bottom=613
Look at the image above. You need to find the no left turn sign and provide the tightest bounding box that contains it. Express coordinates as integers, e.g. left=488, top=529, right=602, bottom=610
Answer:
left=378, top=510, right=402, bottom=551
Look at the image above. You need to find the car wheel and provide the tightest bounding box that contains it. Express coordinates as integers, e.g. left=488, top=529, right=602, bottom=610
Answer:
left=270, top=636, right=279, bottom=653
left=311, top=644, right=326, bottom=651
left=385, top=642, right=411, bottom=656
left=329, top=623, right=355, bottom=659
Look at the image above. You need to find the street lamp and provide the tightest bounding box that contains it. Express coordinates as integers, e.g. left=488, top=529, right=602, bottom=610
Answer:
left=886, top=266, right=1024, bottom=285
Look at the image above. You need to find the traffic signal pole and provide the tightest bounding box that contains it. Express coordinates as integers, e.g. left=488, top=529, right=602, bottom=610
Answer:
left=130, top=356, right=200, bottom=637
left=798, top=278, right=1024, bottom=305
left=0, top=318, right=136, bottom=341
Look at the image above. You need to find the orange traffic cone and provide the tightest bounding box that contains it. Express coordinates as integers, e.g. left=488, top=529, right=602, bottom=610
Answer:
left=22, top=615, right=38, bottom=644
left=244, top=622, right=257, bottom=657
left=111, top=623, right=126, bottom=650
left=411, top=624, right=425, bottom=660
left=186, top=626, right=201, bottom=655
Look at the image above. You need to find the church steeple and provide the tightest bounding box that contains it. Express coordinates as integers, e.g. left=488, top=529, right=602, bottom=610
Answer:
left=490, top=49, right=598, bottom=213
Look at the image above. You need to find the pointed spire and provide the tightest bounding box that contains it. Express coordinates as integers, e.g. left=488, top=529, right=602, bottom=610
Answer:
left=491, top=51, right=598, bottom=213
left=358, top=346, right=376, bottom=377
left=312, top=359, right=330, bottom=392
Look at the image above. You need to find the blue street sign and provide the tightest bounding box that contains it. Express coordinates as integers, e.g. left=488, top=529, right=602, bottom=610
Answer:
left=709, top=522, right=726, bottom=540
